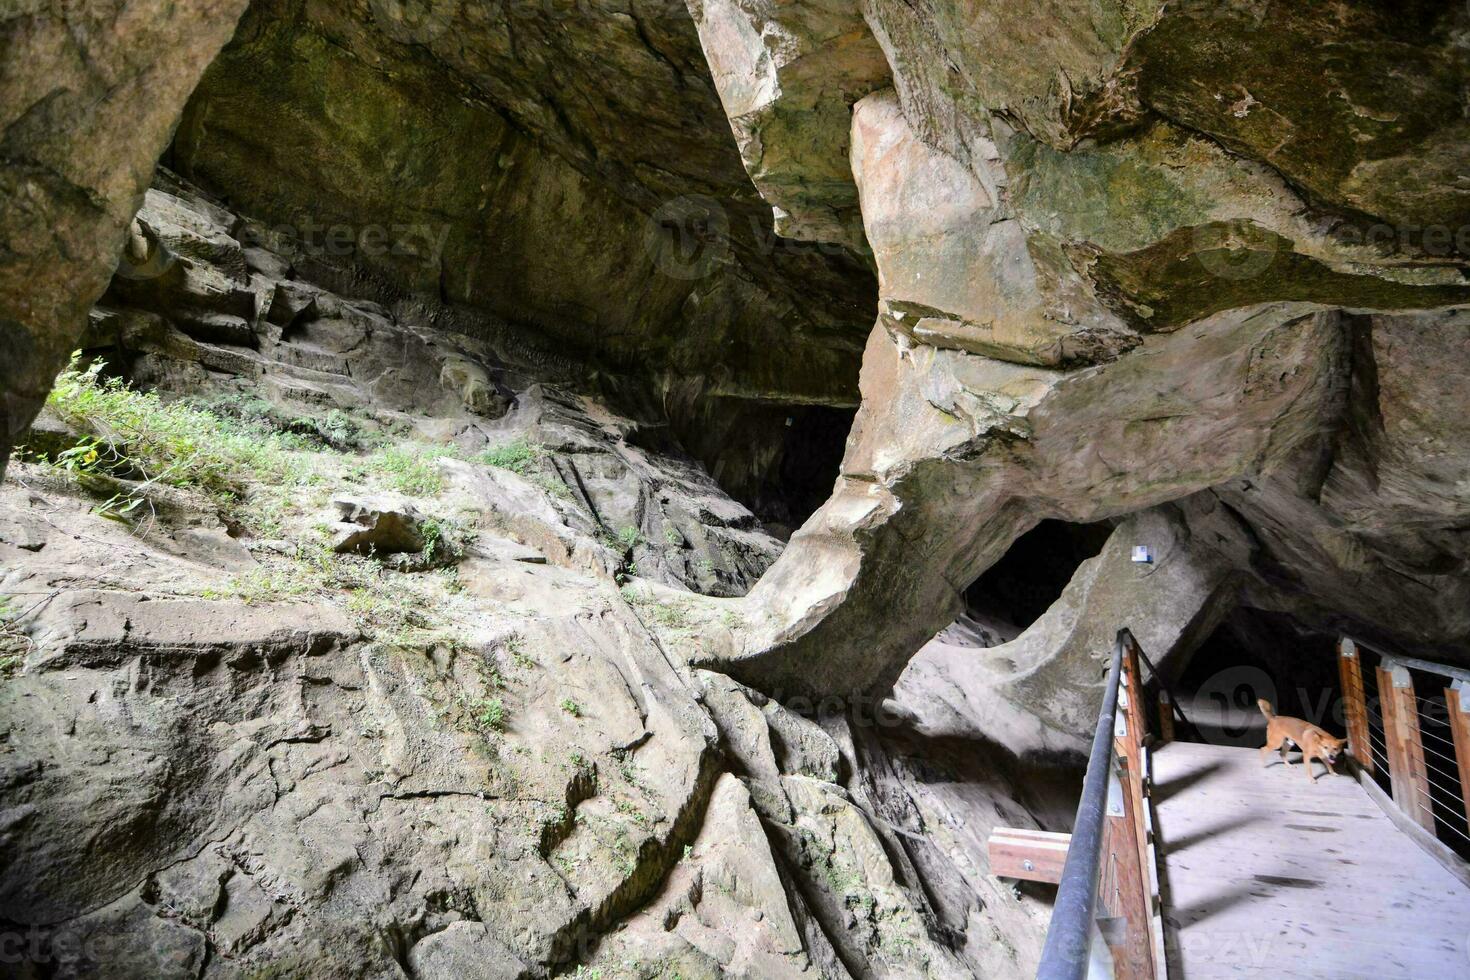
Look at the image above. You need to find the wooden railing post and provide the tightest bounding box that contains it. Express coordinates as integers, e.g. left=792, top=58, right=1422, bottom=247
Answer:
left=1446, top=680, right=1470, bottom=830
left=1377, top=662, right=1435, bottom=833
left=1101, top=756, right=1156, bottom=980
left=1106, top=632, right=1159, bottom=980
left=1338, top=638, right=1373, bottom=773
left=1118, top=639, right=1150, bottom=870
left=1155, top=691, right=1174, bottom=744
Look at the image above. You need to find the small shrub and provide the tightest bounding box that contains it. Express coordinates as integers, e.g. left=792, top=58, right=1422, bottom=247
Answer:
left=368, top=443, right=460, bottom=495
left=615, top=526, right=645, bottom=550
left=464, top=695, right=507, bottom=734
left=504, top=633, right=535, bottom=670
left=559, top=698, right=581, bottom=717
left=419, top=515, right=474, bottom=561
left=41, top=355, right=311, bottom=517
left=478, top=439, right=542, bottom=475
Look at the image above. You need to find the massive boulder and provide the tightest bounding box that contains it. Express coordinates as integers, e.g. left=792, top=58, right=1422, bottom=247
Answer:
left=0, top=0, right=249, bottom=467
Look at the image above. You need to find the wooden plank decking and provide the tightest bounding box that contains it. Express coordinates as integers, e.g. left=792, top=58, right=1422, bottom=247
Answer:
left=1152, top=741, right=1470, bottom=980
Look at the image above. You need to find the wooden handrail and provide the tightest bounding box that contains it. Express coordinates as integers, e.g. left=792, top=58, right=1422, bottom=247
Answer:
left=1036, top=630, right=1165, bottom=980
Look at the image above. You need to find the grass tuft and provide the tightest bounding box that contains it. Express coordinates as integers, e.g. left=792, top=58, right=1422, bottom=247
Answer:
left=366, top=443, right=461, bottom=496
left=478, top=439, right=543, bottom=475
left=40, top=355, right=313, bottom=520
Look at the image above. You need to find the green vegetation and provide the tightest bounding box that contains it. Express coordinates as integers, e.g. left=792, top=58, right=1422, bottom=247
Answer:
left=187, top=392, right=377, bottom=451
left=418, top=515, right=473, bottom=561
left=37, top=355, right=313, bottom=521
left=463, top=695, right=507, bottom=734
left=531, top=473, right=573, bottom=500
left=504, top=632, right=535, bottom=670
left=367, top=443, right=461, bottom=495
left=620, top=584, right=691, bottom=631
left=615, top=525, right=645, bottom=550
left=478, top=438, right=543, bottom=475
left=614, top=797, right=649, bottom=828
left=559, top=698, right=581, bottom=717
left=205, top=545, right=458, bottom=651
left=0, top=597, right=30, bottom=676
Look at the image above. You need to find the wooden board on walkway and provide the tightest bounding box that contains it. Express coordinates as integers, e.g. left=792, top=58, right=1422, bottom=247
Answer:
left=1152, top=741, right=1470, bottom=980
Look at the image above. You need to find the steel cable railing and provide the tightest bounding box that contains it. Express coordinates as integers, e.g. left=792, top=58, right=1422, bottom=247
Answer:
left=1344, top=641, right=1470, bottom=860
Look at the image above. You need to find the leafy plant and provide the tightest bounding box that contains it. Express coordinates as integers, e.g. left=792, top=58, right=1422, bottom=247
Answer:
left=418, top=515, right=474, bottom=561
left=367, top=444, right=461, bottom=495
left=615, top=525, right=645, bottom=550
left=478, top=439, right=543, bottom=475
left=504, top=632, right=535, bottom=670
left=559, top=698, right=581, bottom=717
left=461, top=695, right=507, bottom=734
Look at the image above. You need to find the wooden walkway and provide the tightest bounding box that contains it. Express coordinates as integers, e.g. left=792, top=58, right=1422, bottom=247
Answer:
left=1153, top=741, right=1470, bottom=979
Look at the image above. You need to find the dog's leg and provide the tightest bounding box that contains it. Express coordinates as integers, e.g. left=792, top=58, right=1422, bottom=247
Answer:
left=1261, top=732, right=1284, bottom=766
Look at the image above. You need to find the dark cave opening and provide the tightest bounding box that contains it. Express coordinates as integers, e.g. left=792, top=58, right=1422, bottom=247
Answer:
left=669, top=399, right=856, bottom=538
left=1163, top=607, right=1341, bottom=748
left=962, top=519, right=1115, bottom=636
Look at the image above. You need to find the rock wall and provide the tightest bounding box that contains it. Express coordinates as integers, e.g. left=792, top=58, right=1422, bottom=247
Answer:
left=7, top=0, right=1470, bottom=975
left=0, top=0, right=248, bottom=465
left=687, top=0, right=1470, bottom=698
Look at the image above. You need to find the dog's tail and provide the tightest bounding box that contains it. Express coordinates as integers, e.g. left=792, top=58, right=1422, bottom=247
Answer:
left=1258, top=698, right=1275, bottom=719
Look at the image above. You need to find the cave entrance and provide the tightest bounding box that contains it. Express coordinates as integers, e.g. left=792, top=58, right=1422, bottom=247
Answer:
left=959, top=518, right=1114, bottom=640
left=1158, top=608, right=1340, bottom=749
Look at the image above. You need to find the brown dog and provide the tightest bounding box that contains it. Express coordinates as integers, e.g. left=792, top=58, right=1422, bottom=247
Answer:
left=1258, top=699, right=1348, bottom=782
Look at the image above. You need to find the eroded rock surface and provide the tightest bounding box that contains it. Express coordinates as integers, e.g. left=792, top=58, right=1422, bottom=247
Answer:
left=0, top=0, right=249, bottom=462
left=687, top=2, right=1470, bottom=698
left=0, top=181, right=1049, bottom=977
